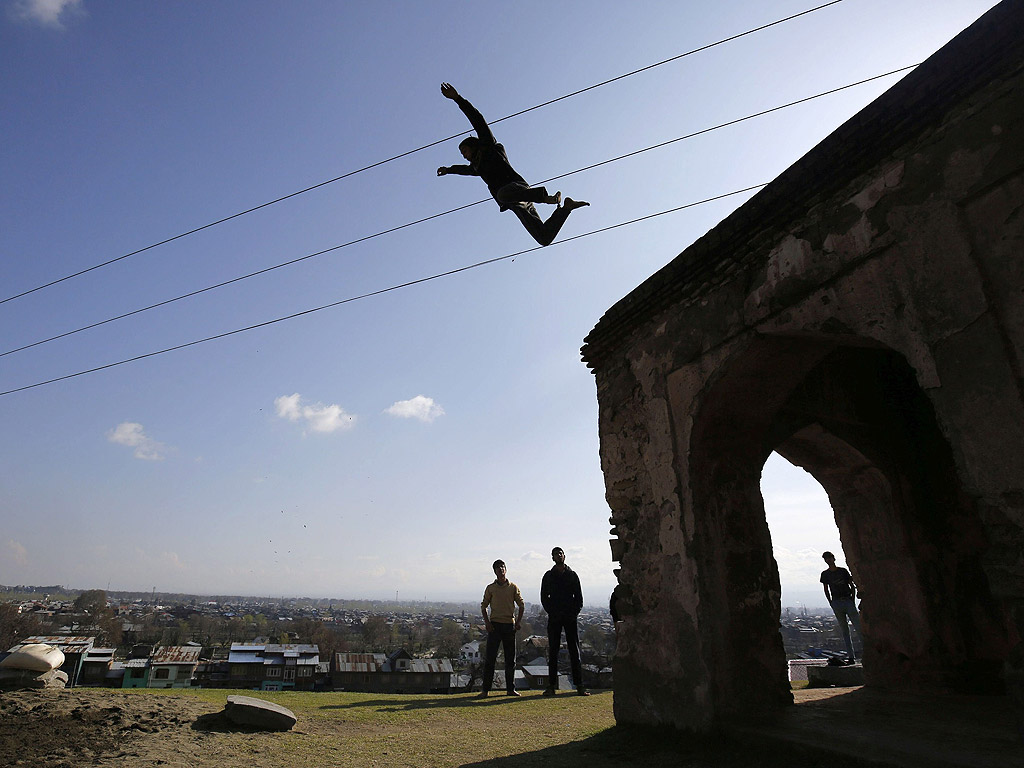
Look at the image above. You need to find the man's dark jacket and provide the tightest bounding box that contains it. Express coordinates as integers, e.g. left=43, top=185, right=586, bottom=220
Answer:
left=443, top=94, right=528, bottom=209
left=541, top=565, right=583, bottom=617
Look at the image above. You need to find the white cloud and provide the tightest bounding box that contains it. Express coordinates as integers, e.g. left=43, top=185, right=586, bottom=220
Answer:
left=10, top=0, right=82, bottom=28
left=157, top=551, right=186, bottom=571
left=107, top=422, right=167, bottom=461
left=520, top=551, right=547, bottom=561
left=384, top=395, right=445, bottom=423
left=5, top=540, right=28, bottom=567
left=274, top=393, right=355, bottom=434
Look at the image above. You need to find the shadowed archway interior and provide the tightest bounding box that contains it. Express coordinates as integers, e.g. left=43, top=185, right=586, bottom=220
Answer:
left=687, top=339, right=1010, bottom=721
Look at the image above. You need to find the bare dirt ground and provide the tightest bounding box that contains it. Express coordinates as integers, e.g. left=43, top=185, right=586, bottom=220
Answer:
left=0, top=688, right=223, bottom=767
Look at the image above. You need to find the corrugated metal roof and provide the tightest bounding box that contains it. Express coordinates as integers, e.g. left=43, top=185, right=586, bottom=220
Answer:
left=334, top=652, right=385, bottom=673
left=151, top=646, right=201, bottom=664
left=227, top=651, right=262, bottom=664
left=264, top=644, right=318, bottom=654
left=124, top=658, right=149, bottom=668
left=84, top=648, right=116, bottom=662
left=20, top=635, right=95, bottom=652
left=409, top=659, right=454, bottom=673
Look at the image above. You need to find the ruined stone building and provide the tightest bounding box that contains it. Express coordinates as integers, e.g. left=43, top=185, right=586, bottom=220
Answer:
left=582, top=1, right=1023, bottom=731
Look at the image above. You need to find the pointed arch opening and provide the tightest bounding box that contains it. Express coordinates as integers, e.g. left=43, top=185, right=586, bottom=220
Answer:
left=681, top=336, right=1009, bottom=720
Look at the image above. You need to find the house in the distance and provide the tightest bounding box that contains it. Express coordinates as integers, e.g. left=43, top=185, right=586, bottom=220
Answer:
left=120, top=645, right=201, bottom=689
left=227, top=643, right=319, bottom=691
left=77, top=646, right=115, bottom=687
left=332, top=650, right=453, bottom=693
left=148, top=645, right=201, bottom=688
left=459, top=641, right=481, bottom=666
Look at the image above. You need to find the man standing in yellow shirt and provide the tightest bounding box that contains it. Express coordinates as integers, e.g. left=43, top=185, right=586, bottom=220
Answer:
left=479, top=559, right=525, bottom=698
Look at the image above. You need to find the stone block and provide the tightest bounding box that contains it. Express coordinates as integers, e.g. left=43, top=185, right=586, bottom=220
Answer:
left=0, top=667, right=68, bottom=689
left=224, top=695, right=297, bottom=731
left=807, top=664, right=865, bottom=688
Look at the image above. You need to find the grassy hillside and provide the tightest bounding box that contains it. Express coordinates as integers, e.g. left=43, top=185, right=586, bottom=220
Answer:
left=2, top=687, right=866, bottom=767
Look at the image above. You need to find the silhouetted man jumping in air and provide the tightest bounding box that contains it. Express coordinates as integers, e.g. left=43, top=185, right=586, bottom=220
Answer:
left=436, top=83, right=589, bottom=246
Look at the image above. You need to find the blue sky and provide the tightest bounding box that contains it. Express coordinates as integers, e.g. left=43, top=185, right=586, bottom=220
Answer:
left=0, top=0, right=999, bottom=607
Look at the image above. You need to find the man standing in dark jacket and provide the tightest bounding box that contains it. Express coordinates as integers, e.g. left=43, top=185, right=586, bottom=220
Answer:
left=540, top=546, right=589, bottom=696
left=436, top=83, right=589, bottom=246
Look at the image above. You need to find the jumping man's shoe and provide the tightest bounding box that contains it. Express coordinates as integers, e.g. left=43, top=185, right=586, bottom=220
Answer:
left=563, top=197, right=590, bottom=212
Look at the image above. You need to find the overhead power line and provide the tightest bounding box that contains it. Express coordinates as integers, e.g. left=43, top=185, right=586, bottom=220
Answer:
left=0, top=1, right=844, bottom=307
left=0, top=63, right=913, bottom=361
left=0, top=184, right=767, bottom=398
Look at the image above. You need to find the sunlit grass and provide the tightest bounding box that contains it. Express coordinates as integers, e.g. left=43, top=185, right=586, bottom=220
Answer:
left=113, top=687, right=864, bottom=767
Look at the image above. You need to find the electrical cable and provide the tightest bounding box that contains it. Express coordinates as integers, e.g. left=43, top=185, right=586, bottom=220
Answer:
left=0, top=0, right=844, bottom=307
left=0, top=184, right=766, bottom=397
left=0, top=63, right=914, bottom=360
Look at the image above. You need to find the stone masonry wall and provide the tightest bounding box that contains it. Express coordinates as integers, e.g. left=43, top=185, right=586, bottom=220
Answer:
left=585, top=3, right=1024, bottom=731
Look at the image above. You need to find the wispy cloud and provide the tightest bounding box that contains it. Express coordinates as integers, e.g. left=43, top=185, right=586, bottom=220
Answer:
left=10, top=0, right=83, bottom=28
left=520, top=551, right=547, bottom=561
left=384, top=395, right=445, bottom=423
left=5, top=539, right=28, bottom=567
left=275, top=393, right=355, bottom=434
left=107, top=422, right=168, bottom=461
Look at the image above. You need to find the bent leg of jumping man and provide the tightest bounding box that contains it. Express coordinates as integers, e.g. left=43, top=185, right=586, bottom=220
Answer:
left=496, top=182, right=560, bottom=207
left=510, top=202, right=553, bottom=246
left=510, top=199, right=589, bottom=246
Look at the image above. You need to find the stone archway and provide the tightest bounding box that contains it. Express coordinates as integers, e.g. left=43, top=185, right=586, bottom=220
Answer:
left=686, top=337, right=1011, bottom=716
left=585, top=2, right=1024, bottom=733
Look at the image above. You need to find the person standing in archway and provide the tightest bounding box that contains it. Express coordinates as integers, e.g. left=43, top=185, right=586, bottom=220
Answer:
left=821, top=551, right=862, bottom=664
left=436, top=83, right=589, bottom=246
left=540, top=546, right=589, bottom=696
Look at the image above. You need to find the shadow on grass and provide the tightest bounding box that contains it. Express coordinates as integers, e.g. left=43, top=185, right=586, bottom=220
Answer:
left=320, top=690, right=611, bottom=713
left=455, top=724, right=872, bottom=768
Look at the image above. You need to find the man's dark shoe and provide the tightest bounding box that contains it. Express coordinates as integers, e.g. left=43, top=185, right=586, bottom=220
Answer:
left=476, top=691, right=488, bottom=698
left=507, top=690, right=521, bottom=697
left=577, top=688, right=591, bottom=696
left=542, top=687, right=556, bottom=696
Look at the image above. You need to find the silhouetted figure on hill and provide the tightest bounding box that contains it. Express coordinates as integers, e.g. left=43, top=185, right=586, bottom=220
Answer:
left=821, top=550, right=862, bottom=663
left=437, top=83, right=589, bottom=246
left=540, top=546, right=589, bottom=696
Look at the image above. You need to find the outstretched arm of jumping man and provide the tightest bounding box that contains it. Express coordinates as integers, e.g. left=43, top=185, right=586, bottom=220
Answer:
left=437, top=164, right=476, bottom=177
left=441, top=82, right=495, bottom=145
